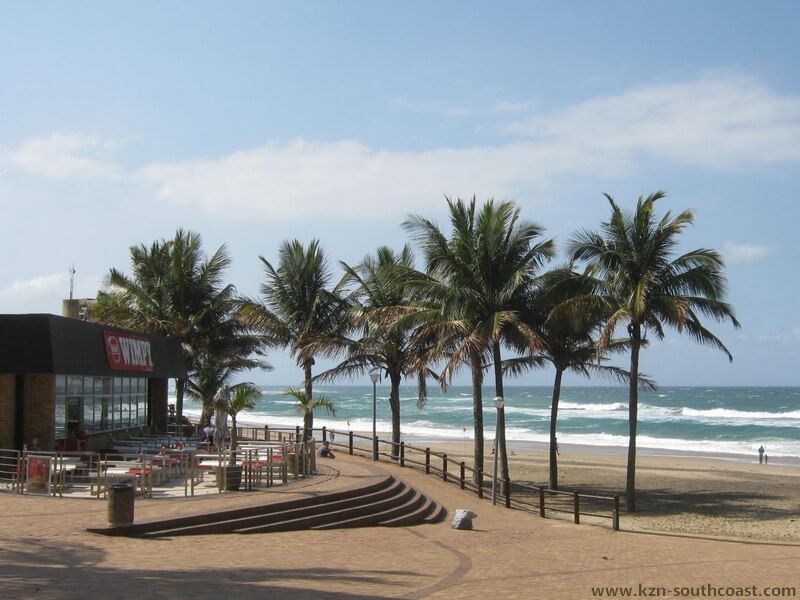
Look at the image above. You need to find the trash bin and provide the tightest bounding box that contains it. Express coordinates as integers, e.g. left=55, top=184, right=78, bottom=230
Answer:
left=107, top=483, right=135, bottom=527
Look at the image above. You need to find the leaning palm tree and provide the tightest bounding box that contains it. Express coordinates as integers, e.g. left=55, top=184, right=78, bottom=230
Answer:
left=568, top=191, right=740, bottom=511
left=317, top=245, right=436, bottom=457
left=96, top=229, right=239, bottom=432
left=283, top=387, right=336, bottom=442
left=186, top=339, right=271, bottom=428
left=240, top=239, right=348, bottom=442
left=404, top=197, right=555, bottom=488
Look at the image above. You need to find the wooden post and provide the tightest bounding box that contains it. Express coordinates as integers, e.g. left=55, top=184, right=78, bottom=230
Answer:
left=264, top=424, right=269, bottom=441
left=400, top=442, right=405, bottom=468
left=539, top=487, right=546, bottom=518
left=574, top=492, right=580, bottom=524
left=613, top=495, right=620, bottom=531
left=425, top=448, right=430, bottom=474
left=460, top=462, right=465, bottom=489
left=295, top=426, right=301, bottom=443
left=442, top=453, right=448, bottom=482
left=505, top=477, right=511, bottom=508
left=349, top=431, right=354, bottom=455
left=322, top=426, right=327, bottom=442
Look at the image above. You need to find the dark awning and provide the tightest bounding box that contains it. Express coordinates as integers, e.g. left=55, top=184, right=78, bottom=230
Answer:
left=0, top=314, right=188, bottom=379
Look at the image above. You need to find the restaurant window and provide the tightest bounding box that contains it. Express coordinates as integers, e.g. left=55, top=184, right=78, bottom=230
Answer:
left=54, top=374, right=150, bottom=438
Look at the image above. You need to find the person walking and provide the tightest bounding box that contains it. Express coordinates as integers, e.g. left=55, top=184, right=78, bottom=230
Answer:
left=758, top=445, right=765, bottom=464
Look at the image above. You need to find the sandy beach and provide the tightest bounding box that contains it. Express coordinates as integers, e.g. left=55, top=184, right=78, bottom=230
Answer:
left=409, top=436, right=800, bottom=543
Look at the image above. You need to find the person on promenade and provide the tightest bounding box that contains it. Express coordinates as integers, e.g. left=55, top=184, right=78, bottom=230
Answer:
left=758, top=445, right=765, bottom=464
left=319, top=441, right=335, bottom=459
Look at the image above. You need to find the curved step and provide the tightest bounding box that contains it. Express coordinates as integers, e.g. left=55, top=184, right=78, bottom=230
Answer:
left=312, top=487, right=428, bottom=530
left=151, top=477, right=409, bottom=537
left=89, top=474, right=398, bottom=537
left=88, top=471, right=446, bottom=537
left=238, top=483, right=418, bottom=534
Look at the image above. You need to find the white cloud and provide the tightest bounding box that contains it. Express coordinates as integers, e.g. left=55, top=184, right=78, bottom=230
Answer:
left=137, top=74, right=800, bottom=222
left=0, top=272, right=69, bottom=307
left=723, top=242, right=774, bottom=266
left=2, top=133, right=122, bottom=179
left=502, top=74, right=800, bottom=168
left=0, top=270, right=104, bottom=310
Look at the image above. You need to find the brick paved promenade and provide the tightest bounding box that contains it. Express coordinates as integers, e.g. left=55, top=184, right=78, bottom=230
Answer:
left=1, top=453, right=798, bottom=599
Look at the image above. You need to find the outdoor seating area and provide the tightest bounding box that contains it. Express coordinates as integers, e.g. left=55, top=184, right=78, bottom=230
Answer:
left=0, top=433, right=314, bottom=499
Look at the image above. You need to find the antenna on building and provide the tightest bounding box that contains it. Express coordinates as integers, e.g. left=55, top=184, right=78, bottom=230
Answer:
left=69, top=265, right=76, bottom=300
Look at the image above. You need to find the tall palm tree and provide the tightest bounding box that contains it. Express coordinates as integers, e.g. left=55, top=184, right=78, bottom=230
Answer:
left=283, top=387, right=336, bottom=442
left=508, top=269, right=655, bottom=489
left=240, top=239, right=347, bottom=442
left=404, top=197, right=555, bottom=488
left=568, top=191, right=740, bottom=511
left=317, top=245, right=436, bottom=457
left=97, top=229, right=239, bottom=431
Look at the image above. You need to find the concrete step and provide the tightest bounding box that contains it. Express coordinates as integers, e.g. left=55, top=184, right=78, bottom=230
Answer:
left=237, top=482, right=417, bottom=534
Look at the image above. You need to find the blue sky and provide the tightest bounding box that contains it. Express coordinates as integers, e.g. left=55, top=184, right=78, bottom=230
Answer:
left=1, top=1, right=798, bottom=387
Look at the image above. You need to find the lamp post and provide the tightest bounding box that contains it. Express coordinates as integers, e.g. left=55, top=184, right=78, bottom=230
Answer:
left=491, top=396, right=504, bottom=505
left=369, top=369, right=380, bottom=461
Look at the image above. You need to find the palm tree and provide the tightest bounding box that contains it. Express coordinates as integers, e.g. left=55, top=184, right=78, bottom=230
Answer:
left=283, top=387, right=336, bottom=442
left=186, top=340, right=271, bottom=428
left=568, top=191, right=740, bottom=511
left=240, top=239, right=348, bottom=442
left=317, top=245, right=436, bottom=457
left=216, top=383, right=262, bottom=459
left=404, top=197, right=555, bottom=488
left=508, top=269, right=655, bottom=489
left=96, top=229, right=239, bottom=432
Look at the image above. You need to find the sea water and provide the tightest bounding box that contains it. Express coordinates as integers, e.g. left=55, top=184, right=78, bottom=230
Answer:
left=183, top=386, right=800, bottom=460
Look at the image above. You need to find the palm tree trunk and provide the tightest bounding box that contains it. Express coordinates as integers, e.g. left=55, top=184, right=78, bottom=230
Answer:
left=389, top=371, right=401, bottom=459
left=626, top=324, right=641, bottom=512
left=175, top=377, right=186, bottom=437
left=492, top=342, right=509, bottom=497
left=470, top=349, right=485, bottom=486
left=303, top=360, right=314, bottom=442
left=549, top=368, right=563, bottom=490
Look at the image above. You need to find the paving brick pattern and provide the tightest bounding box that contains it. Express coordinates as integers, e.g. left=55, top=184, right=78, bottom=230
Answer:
left=1, top=453, right=798, bottom=599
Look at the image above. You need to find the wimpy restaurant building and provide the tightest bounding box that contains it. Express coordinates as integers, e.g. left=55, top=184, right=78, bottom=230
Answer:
left=0, top=314, right=187, bottom=452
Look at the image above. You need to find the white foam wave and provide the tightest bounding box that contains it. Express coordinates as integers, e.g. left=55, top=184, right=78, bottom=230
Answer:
left=682, top=407, right=800, bottom=420
left=560, top=401, right=626, bottom=411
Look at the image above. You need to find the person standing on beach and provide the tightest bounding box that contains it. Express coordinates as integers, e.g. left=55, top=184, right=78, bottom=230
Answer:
left=758, top=445, right=765, bottom=464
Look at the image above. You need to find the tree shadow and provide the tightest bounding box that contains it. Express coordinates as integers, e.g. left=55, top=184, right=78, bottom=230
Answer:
left=0, top=536, right=430, bottom=599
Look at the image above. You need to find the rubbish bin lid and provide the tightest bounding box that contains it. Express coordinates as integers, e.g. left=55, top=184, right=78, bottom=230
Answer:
left=110, top=483, right=133, bottom=490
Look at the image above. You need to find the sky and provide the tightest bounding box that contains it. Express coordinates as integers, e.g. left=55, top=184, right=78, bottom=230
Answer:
left=1, top=1, right=799, bottom=388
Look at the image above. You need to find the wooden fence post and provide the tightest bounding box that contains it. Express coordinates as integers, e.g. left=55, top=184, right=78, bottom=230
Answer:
left=574, top=493, right=580, bottom=524
left=505, top=477, right=511, bottom=508
left=322, top=426, right=327, bottom=442
left=460, top=462, right=465, bottom=489
left=442, top=453, right=448, bottom=482
left=613, top=495, right=620, bottom=531
left=400, top=442, right=405, bottom=468
left=348, top=431, right=354, bottom=455
left=539, top=487, right=545, bottom=518
left=425, top=448, right=430, bottom=474
left=477, top=468, right=483, bottom=499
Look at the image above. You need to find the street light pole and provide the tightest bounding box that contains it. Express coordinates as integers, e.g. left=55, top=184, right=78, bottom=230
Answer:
left=370, top=370, right=380, bottom=461
left=491, top=396, right=504, bottom=505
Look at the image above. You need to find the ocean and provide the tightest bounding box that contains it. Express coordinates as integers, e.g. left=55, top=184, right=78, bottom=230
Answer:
left=183, top=385, right=800, bottom=462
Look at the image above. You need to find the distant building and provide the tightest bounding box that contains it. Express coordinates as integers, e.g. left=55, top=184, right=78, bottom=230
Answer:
left=0, top=314, right=187, bottom=452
